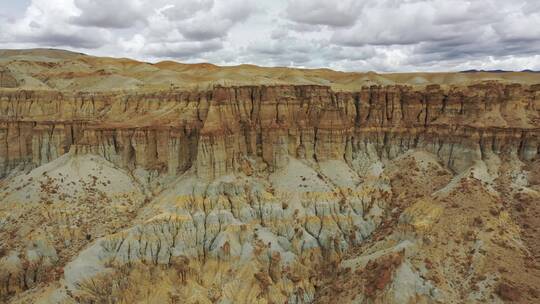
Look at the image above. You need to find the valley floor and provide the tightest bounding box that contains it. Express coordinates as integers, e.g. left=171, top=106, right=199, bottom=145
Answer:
left=1, top=148, right=539, bottom=303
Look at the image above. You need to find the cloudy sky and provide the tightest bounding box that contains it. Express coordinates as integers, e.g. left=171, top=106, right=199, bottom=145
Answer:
left=1, top=0, right=539, bottom=72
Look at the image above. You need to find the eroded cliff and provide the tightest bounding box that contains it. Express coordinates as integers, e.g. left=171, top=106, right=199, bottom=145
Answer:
left=0, top=82, right=539, bottom=304
left=1, top=83, right=538, bottom=179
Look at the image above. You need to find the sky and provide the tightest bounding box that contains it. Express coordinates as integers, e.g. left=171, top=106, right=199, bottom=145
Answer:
left=0, top=0, right=540, bottom=72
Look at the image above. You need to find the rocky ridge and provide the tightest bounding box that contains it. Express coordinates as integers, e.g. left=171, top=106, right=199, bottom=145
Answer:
left=2, top=48, right=540, bottom=92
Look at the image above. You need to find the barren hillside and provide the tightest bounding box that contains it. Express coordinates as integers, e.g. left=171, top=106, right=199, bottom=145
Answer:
left=0, top=49, right=539, bottom=304
left=1, top=48, right=540, bottom=92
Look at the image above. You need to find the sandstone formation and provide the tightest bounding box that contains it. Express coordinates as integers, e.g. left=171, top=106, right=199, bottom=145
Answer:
left=0, top=68, right=18, bottom=88
left=0, top=50, right=539, bottom=304
left=0, top=83, right=538, bottom=179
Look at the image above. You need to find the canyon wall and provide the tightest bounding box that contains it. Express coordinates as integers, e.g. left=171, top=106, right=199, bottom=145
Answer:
left=0, top=68, right=17, bottom=88
left=2, top=82, right=540, bottom=304
left=0, top=83, right=539, bottom=179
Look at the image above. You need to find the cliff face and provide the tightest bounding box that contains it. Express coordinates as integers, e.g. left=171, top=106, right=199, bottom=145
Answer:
left=1, top=83, right=538, bottom=178
left=1, top=83, right=540, bottom=304
left=0, top=69, right=18, bottom=88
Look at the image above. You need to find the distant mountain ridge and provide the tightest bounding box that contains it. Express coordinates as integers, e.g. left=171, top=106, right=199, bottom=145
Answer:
left=461, top=69, right=540, bottom=73
left=1, top=48, right=540, bottom=91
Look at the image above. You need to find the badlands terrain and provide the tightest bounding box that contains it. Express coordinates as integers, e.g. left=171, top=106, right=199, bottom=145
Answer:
left=0, top=49, right=539, bottom=303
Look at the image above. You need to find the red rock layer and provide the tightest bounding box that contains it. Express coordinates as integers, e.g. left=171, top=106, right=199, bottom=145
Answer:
left=0, top=83, right=538, bottom=178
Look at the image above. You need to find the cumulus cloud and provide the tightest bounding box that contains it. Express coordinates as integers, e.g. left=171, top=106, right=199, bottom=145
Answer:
left=158, top=0, right=214, bottom=20
left=0, top=0, right=110, bottom=49
left=70, top=0, right=146, bottom=28
left=128, top=0, right=257, bottom=59
left=328, top=0, right=498, bottom=46
left=284, top=0, right=540, bottom=70
left=0, top=0, right=539, bottom=71
left=286, top=0, right=363, bottom=27
left=130, top=35, right=223, bottom=58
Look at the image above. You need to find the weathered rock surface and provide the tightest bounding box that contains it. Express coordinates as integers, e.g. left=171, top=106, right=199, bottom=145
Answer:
left=0, top=76, right=539, bottom=302
left=0, top=69, right=18, bottom=88
left=0, top=83, right=538, bottom=180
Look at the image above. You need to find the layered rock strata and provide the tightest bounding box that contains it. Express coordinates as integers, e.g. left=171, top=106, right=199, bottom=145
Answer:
left=0, top=83, right=538, bottom=179
left=1, top=82, right=540, bottom=304
left=0, top=68, right=18, bottom=88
